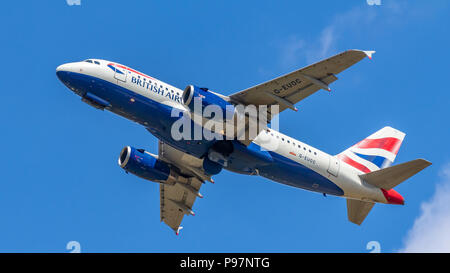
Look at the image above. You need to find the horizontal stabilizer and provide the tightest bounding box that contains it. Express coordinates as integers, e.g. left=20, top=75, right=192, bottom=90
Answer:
left=359, top=159, right=432, bottom=190
left=347, top=199, right=375, bottom=225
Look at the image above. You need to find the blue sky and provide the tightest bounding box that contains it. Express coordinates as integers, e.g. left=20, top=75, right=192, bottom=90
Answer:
left=0, top=0, right=449, bottom=252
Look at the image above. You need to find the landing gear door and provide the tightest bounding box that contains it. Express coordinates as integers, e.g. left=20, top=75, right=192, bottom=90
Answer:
left=327, top=156, right=340, bottom=177
left=113, top=64, right=127, bottom=82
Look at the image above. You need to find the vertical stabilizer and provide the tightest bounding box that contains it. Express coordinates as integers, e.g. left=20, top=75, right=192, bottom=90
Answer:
left=338, top=126, right=405, bottom=173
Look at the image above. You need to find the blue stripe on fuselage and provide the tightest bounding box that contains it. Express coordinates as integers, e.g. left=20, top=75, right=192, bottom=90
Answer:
left=57, top=71, right=343, bottom=196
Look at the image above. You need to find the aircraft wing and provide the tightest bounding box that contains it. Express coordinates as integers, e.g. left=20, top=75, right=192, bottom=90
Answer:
left=157, top=141, right=212, bottom=234
left=229, top=50, right=375, bottom=115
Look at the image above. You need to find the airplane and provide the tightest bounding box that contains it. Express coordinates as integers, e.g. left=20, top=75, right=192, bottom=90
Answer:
left=56, top=50, right=431, bottom=235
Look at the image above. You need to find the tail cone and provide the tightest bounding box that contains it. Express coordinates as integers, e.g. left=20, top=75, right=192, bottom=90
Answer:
left=381, top=188, right=405, bottom=205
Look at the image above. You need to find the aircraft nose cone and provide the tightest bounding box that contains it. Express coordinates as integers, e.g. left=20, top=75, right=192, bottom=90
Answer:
left=56, top=63, right=75, bottom=87
left=56, top=63, right=71, bottom=72
left=56, top=68, right=67, bottom=82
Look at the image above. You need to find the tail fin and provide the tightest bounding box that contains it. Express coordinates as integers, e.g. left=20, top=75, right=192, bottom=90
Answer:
left=342, top=127, right=431, bottom=225
left=337, top=126, right=406, bottom=173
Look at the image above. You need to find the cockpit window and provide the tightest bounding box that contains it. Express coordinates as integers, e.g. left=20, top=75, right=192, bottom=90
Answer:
left=94, top=61, right=100, bottom=65
left=85, top=60, right=93, bottom=63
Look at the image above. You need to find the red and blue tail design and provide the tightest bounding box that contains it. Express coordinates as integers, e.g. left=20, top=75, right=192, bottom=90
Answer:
left=337, top=127, right=405, bottom=174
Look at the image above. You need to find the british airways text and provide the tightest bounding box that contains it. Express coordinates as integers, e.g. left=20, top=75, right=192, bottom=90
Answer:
left=131, top=76, right=182, bottom=103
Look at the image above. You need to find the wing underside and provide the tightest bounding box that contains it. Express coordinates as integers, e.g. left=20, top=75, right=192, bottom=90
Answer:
left=230, top=50, right=374, bottom=114
left=160, top=177, right=203, bottom=233
left=157, top=141, right=212, bottom=234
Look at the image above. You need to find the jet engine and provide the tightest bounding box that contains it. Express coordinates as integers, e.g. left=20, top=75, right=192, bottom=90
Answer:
left=182, top=85, right=234, bottom=116
left=182, top=85, right=239, bottom=137
left=181, top=85, right=265, bottom=140
left=118, top=146, right=173, bottom=183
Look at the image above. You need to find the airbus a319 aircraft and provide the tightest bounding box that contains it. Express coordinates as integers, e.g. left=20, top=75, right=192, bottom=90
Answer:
left=56, top=50, right=431, bottom=234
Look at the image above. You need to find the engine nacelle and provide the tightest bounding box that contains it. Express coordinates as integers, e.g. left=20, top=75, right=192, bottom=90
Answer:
left=182, top=85, right=265, bottom=140
left=118, top=146, right=171, bottom=183
left=182, top=85, right=234, bottom=118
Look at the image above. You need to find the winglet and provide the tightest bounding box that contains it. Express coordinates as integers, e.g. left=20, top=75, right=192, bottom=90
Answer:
left=363, top=50, right=376, bottom=60
left=176, top=226, right=183, bottom=235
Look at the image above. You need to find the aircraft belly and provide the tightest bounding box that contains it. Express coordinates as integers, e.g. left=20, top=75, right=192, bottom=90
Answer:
left=258, top=152, right=344, bottom=196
